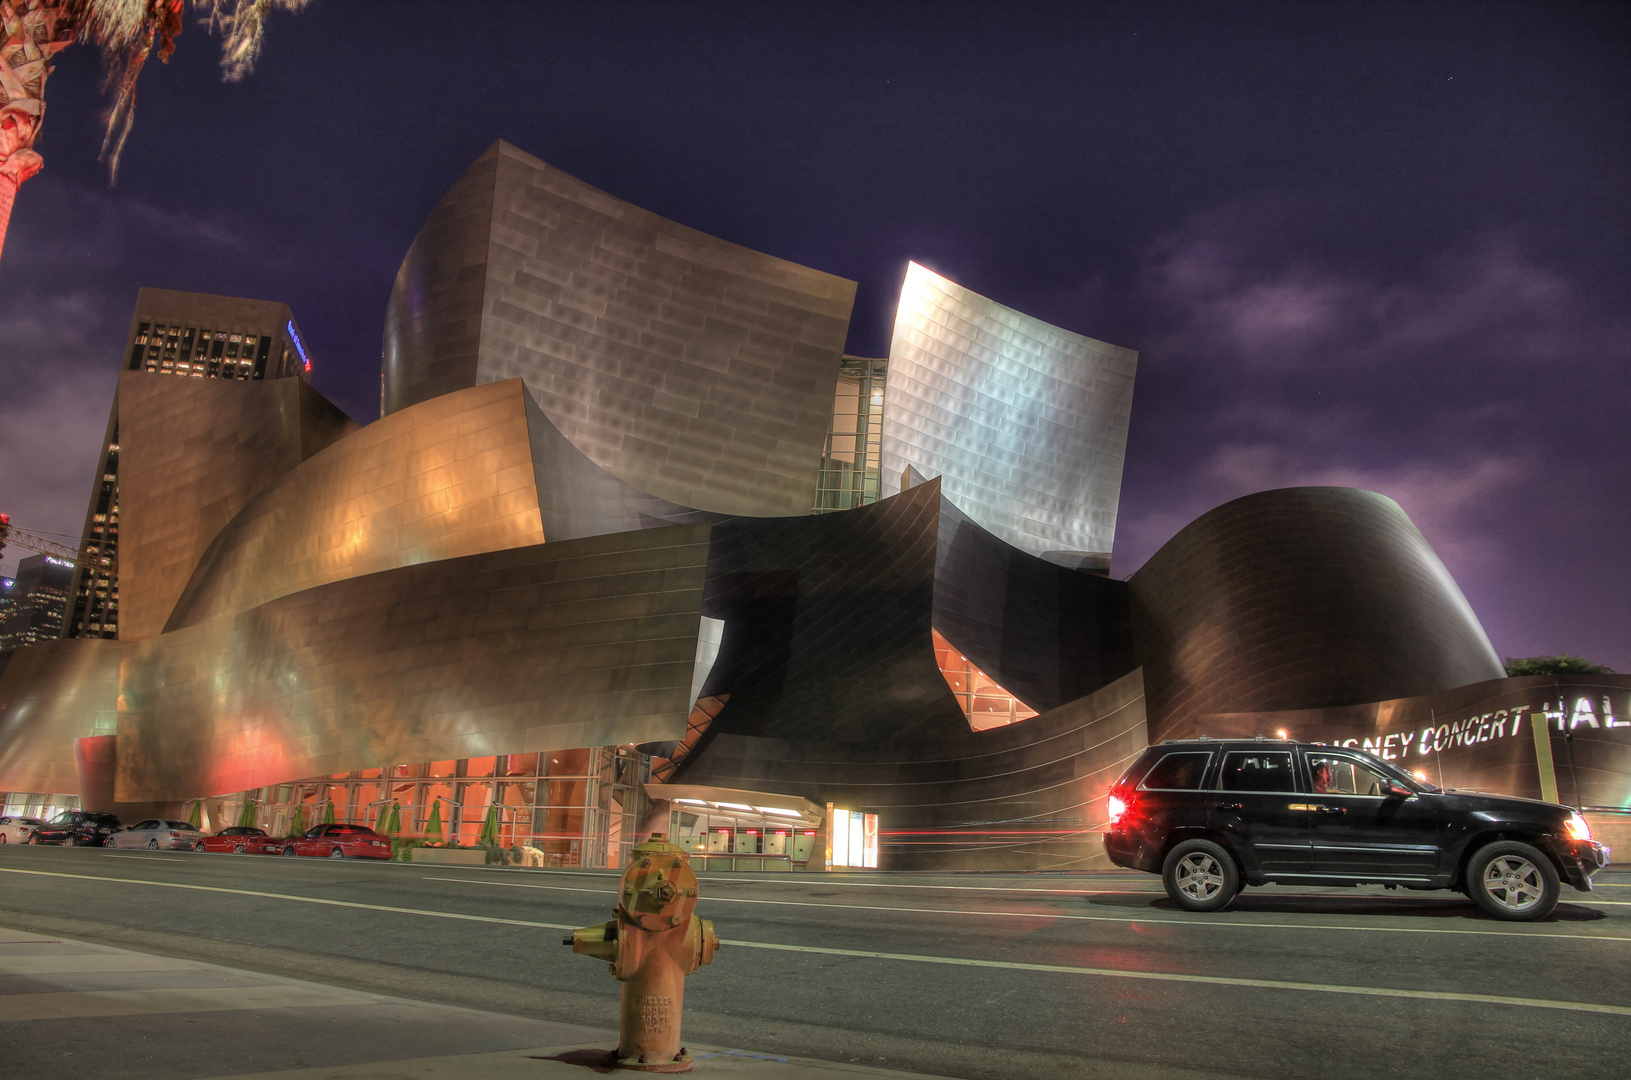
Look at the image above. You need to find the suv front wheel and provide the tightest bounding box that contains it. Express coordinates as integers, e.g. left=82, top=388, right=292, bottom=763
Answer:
left=1466, top=840, right=1559, bottom=921
left=1161, top=839, right=1240, bottom=912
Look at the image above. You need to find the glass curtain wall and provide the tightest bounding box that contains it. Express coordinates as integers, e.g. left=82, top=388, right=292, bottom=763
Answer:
left=0, top=792, right=81, bottom=820
left=210, top=745, right=649, bottom=868
left=813, top=356, right=886, bottom=513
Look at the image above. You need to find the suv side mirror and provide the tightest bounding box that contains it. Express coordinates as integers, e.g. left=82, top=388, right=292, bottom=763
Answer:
left=1381, top=781, right=1412, bottom=798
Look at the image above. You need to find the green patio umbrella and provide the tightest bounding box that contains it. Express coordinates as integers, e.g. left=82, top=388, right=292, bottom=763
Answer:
left=424, top=799, right=444, bottom=842
left=384, top=801, right=402, bottom=837
left=288, top=803, right=308, bottom=837
left=477, top=803, right=500, bottom=846
left=236, top=799, right=258, bottom=828
left=322, top=799, right=336, bottom=825
left=374, top=802, right=390, bottom=833
left=186, top=800, right=202, bottom=829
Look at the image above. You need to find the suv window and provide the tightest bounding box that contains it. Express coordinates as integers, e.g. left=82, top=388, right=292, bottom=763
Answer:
left=1139, top=752, right=1213, bottom=790
left=1308, top=751, right=1391, bottom=797
left=1216, top=750, right=1297, bottom=793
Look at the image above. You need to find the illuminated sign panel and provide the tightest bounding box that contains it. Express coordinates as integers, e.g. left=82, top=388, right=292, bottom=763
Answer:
left=1227, top=683, right=1631, bottom=810
left=824, top=803, right=878, bottom=870
left=287, top=320, right=311, bottom=371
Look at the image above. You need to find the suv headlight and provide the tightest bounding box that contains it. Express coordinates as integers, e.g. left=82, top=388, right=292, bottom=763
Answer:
left=1565, top=812, right=1592, bottom=841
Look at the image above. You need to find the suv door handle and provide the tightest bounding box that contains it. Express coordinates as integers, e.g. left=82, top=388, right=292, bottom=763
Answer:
left=1316, top=806, right=1346, bottom=815
left=1214, top=802, right=1244, bottom=811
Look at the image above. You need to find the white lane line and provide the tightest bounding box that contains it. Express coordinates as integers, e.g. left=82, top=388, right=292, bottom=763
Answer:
left=0, top=954, right=196, bottom=975
left=0, top=984, right=370, bottom=1022
left=423, top=876, right=1631, bottom=943
left=0, top=867, right=577, bottom=931
left=4, top=867, right=1626, bottom=1018
left=701, top=878, right=1150, bottom=896
left=724, top=939, right=1631, bottom=1018
left=101, top=854, right=183, bottom=862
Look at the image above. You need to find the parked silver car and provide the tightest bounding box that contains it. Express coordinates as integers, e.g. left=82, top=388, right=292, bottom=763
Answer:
left=0, top=815, right=45, bottom=844
left=108, top=819, right=206, bottom=851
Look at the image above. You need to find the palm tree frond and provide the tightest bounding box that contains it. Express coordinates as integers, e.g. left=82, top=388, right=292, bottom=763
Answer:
left=196, top=0, right=305, bottom=82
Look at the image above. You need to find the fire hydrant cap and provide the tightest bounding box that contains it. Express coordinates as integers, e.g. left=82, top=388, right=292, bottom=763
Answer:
left=619, top=836, right=699, bottom=932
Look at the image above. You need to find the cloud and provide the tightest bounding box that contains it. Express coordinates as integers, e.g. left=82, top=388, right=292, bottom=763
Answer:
left=0, top=380, right=115, bottom=577
left=1138, top=206, right=1629, bottom=390
left=1113, top=199, right=1631, bottom=632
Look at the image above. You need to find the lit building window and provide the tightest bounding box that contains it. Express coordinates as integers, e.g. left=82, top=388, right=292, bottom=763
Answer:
left=813, top=356, right=886, bottom=513
left=931, top=628, right=1038, bottom=731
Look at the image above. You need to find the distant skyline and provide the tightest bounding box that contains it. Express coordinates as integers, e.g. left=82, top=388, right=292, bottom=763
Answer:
left=0, top=2, right=1625, bottom=669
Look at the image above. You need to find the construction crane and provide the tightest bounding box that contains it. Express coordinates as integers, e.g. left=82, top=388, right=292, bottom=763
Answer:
left=0, top=513, right=99, bottom=568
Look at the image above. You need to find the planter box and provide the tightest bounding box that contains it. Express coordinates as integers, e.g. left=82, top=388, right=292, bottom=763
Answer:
left=410, top=847, right=486, bottom=865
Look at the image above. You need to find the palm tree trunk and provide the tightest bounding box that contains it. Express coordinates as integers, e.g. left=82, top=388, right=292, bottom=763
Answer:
left=0, top=0, right=70, bottom=264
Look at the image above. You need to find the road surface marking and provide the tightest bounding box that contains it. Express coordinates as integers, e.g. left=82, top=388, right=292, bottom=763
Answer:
left=0, top=984, right=369, bottom=1022
left=0, top=953, right=196, bottom=975
left=425, top=876, right=1631, bottom=942
left=0, top=867, right=578, bottom=931
left=723, top=939, right=1631, bottom=1018
left=2, top=867, right=1624, bottom=1018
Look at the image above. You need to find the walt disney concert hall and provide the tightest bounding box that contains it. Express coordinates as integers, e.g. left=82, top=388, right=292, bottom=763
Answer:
left=2, top=141, right=1627, bottom=869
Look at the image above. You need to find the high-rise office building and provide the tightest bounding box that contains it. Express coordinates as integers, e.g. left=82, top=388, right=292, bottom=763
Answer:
left=0, top=553, right=75, bottom=653
left=62, top=289, right=343, bottom=641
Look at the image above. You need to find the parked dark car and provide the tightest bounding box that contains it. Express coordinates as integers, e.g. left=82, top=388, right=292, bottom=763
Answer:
left=1104, top=737, right=1610, bottom=921
left=27, top=810, right=123, bottom=847
left=281, top=823, right=392, bottom=859
left=198, top=826, right=282, bottom=855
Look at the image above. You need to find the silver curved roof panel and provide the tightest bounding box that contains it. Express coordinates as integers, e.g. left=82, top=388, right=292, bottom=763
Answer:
left=880, top=262, right=1137, bottom=560
left=383, top=141, right=855, bottom=518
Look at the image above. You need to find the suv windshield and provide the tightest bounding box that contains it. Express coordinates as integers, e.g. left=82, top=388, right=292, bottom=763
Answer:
left=1324, top=747, right=1438, bottom=793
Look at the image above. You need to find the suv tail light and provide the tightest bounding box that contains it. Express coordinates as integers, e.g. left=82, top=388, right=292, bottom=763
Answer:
left=1107, top=793, right=1130, bottom=827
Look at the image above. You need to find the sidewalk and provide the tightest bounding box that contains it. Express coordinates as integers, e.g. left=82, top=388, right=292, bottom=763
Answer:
left=0, top=925, right=955, bottom=1080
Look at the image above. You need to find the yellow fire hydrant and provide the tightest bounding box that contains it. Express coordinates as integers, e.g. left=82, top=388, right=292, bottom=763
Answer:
left=564, top=834, right=720, bottom=1072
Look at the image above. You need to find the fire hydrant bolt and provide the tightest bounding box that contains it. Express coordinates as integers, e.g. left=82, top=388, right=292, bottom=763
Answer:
left=563, top=833, right=719, bottom=1073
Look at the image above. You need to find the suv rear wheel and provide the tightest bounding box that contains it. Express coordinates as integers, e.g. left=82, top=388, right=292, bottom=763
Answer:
left=1161, top=839, right=1240, bottom=912
left=1467, top=841, right=1559, bottom=921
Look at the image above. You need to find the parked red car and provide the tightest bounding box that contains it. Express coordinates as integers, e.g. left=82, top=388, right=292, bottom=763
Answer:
left=197, top=826, right=282, bottom=854
left=280, top=823, right=392, bottom=859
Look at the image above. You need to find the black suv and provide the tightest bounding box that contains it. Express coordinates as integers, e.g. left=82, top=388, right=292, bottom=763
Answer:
left=28, top=811, right=123, bottom=847
left=1104, top=738, right=1610, bottom=921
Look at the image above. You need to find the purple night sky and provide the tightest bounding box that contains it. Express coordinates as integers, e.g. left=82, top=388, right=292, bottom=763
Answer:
left=1, top=2, right=1626, bottom=670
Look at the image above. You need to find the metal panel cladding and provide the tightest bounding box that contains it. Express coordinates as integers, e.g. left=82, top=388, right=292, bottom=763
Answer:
left=383, top=140, right=857, bottom=518
left=116, top=374, right=356, bottom=640
left=165, top=380, right=551, bottom=631
left=117, top=525, right=713, bottom=804
left=0, top=639, right=122, bottom=794
left=880, top=262, right=1138, bottom=559
left=1130, top=487, right=1506, bottom=743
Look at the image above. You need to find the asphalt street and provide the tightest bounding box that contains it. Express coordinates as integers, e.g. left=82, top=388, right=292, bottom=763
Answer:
left=1, top=844, right=1627, bottom=1080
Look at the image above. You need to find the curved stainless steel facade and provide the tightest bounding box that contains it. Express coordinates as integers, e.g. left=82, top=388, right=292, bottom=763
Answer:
left=119, top=525, right=712, bottom=804
left=11, top=157, right=1613, bottom=869
left=1130, top=486, right=1505, bottom=743
left=880, top=262, right=1138, bottom=559
left=166, top=380, right=548, bottom=630
left=0, top=639, right=122, bottom=794
left=117, top=373, right=357, bottom=640
left=681, top=669, right=1149, bottom=871
left=383, top=140, right=856, bottom=518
